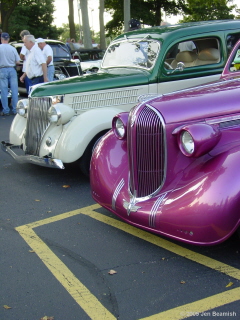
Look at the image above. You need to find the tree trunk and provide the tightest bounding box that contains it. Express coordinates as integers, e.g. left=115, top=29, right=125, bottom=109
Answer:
left=68, top=0, right=76, bottom=40
left=124, top=0, right=130, bottom=32
left=80, top=0, right=92, bottom=48
left=99, top=0, right=106, bottom=49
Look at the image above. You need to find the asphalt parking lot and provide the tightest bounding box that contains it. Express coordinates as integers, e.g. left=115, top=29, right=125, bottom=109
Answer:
left=0, top=114, right=240, bottom=320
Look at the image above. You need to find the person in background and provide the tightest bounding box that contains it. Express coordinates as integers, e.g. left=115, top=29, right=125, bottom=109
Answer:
left=65, top=38, right=71, bottom=50
left=36, top=38, right=55, bottom=81
left=78, top=39, right=84, bottom=48
left=128, top=18, right=141, bottom=31
left=0, top=32, right=20, bottom=116
left=71, top=38, right=75, bottom=43
left=178, top=41, right=197, bottom=53
left=20, top=34, right=48, bottom=88
left=19, top=29, right=31, bottom=93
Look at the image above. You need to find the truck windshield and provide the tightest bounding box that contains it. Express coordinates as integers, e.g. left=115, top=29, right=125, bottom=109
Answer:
left=102, top=40, right=160, bottom=69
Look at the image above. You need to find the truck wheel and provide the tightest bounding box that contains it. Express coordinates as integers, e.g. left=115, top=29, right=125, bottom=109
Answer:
left=78, top=131, right=108, bottom=177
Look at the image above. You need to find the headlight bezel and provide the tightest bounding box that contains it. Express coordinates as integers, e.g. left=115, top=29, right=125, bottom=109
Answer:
left=16, top=99, right=28, bottom=117
left=112, top=113, right=129, bottom=140
left=174, top=123, right=221, bottom=158
left=181, top=130, right=195, bottom=155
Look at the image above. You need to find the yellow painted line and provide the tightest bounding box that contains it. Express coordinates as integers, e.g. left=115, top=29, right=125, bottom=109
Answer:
left=16, top=224, right=116, bottom=320
left=15, top=204, right=240, bottom=320
left=19, top=204, right=100, bottom=229
left=140, top=287, right=240, bottom=319
left=80, top=207, right=240, bottom=281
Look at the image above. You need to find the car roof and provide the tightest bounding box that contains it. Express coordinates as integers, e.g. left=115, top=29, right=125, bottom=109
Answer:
left=10, top=39, right=66, bottom=46
left=114, top=20, right=240, bottom=42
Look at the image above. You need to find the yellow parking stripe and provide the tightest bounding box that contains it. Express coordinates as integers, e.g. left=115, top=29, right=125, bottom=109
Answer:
left=140, top=287, right=240, bottom=319
left=15, top=204, right=240, bottom=320
left=16, top=224, right=116, bottom=320
left=81, top=206, right=240, bottom=281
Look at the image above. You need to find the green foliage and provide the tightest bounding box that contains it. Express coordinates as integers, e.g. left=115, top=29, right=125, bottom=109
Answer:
left=3, top=0, right=63, bottom=41
left=58, top=23, right=99, bottom=44
left=104, top=0, right=187, bottom=37
left=180, top=0, right=236, bottom=22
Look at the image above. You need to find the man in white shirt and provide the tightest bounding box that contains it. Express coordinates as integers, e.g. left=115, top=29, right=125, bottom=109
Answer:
left=19, top=30, right=31, bottom=93
left=20, top=35, right=48, bottom=88
left=36, top=38, right=55, bottom=81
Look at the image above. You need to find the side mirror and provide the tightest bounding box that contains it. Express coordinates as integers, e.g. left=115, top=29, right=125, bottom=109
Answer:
left=176, top=62, right=185, bottom=71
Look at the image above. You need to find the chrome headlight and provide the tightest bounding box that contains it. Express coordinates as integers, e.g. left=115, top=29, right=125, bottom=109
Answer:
left=181, top=131, right=194, bottom=155
left=48, top=103, right=75, bottom=125
left=54, top=73, right=66, bottom=80
left=112, top=113, right=129, bottom=140
left=16, top=99, right=28, bottom=117
left=115, top=118, right=125, bottom=138
left=48, top=106, right=61, bottom=124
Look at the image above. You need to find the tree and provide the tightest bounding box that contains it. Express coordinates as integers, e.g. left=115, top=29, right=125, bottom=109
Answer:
left=0, top=0, right=18, bottom=31
left=80, top=0, right=92, bottom=48
left=2, top=0, right=62, bottom=41
left=104, top=0, right=187, bottom=37
left=99, top=0, right=106, bottom=49
left=68, top=0, right=76, bottom=40
left=180, top=0, right=236, bottom=22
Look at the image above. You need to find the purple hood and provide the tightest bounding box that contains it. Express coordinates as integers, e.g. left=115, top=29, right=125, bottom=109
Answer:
left=149, top=78, right=240, bottom=124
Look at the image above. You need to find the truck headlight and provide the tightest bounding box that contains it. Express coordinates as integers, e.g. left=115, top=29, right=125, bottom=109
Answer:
left=16, top=99, right=28, bottom=117
left=181, top=131, right=194, bottom=155
left=48, top=103, right=75, bottom=125
left=48, top=106, right=61, bottom=124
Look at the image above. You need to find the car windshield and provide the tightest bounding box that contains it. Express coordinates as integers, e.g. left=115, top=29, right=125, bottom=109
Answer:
left=102, top=39, right=160, bottom=69
left=51, top=44, right=71, bottom=60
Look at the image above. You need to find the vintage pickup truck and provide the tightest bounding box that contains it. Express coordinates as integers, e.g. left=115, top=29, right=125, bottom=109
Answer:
left=2, top=20, right=240, bottom=175
left=90, top=39, right=240, bottom=246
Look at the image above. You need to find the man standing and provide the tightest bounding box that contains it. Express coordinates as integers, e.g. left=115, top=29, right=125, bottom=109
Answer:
left=19, top=30, right=31, bottom=93
left=36, top=38, right=55, bottom=81
left=20, top=35, right=48, bottom=88
left=0, top=32, right=20, bottom=116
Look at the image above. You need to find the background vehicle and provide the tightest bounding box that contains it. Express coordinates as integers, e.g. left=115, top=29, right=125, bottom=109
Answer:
left=90, top=40, right=240, bottom=246
left=11, top=39, right=83, bottom=93
left=2, top=20, right=240, bottom=176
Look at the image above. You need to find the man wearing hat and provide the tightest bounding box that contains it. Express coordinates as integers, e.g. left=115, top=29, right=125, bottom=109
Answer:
left=36, top=38, right=55, bottom=82
left=20, top=34, right=48, bottom=88
left=0, top=32, right=20, bottom=116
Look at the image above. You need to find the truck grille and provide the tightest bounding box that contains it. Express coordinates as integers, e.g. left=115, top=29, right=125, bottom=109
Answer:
left=25, top=97, right=51, bottom=155
left=128, top=104, right=166, bottom=198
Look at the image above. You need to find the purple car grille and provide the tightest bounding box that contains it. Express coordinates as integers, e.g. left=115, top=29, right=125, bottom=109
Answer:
left=128, top=104, right=166, bottom=198
left=25, top=97, right=51, bottom=155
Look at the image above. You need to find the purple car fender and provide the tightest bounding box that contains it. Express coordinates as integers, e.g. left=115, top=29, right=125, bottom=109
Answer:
left=91, top=130, right=240, bottom=245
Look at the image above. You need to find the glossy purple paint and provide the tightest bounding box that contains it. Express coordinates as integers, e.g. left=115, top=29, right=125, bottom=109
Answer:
left=90, top=41, right=240, bottom=246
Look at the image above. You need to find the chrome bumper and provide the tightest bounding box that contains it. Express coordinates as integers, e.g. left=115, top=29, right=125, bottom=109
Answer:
left=1, top=141, right=65, bottom=169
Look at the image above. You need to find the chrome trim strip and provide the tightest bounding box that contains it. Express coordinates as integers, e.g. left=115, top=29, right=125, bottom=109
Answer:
left=112, top=178, right=125, bottom=210
left=149, top=193, right=167, bottom=228
left=206, top=114, right=240, bottom=125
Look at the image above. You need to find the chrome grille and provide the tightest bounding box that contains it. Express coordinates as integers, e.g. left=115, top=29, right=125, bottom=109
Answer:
left=128, top=104, right=166, bottom=198
left=25, top=97, right=51, bottom=155
left=70, top=88, right=139, bottom=111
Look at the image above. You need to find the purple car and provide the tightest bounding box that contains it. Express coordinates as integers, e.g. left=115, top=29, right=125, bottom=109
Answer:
left=90, top=41, right=240, bottom=246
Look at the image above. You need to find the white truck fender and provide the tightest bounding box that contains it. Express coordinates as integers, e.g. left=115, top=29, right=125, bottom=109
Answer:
left=54, top=106, right=126, bottom=163
left=9, top=115, right=27, bottom=146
